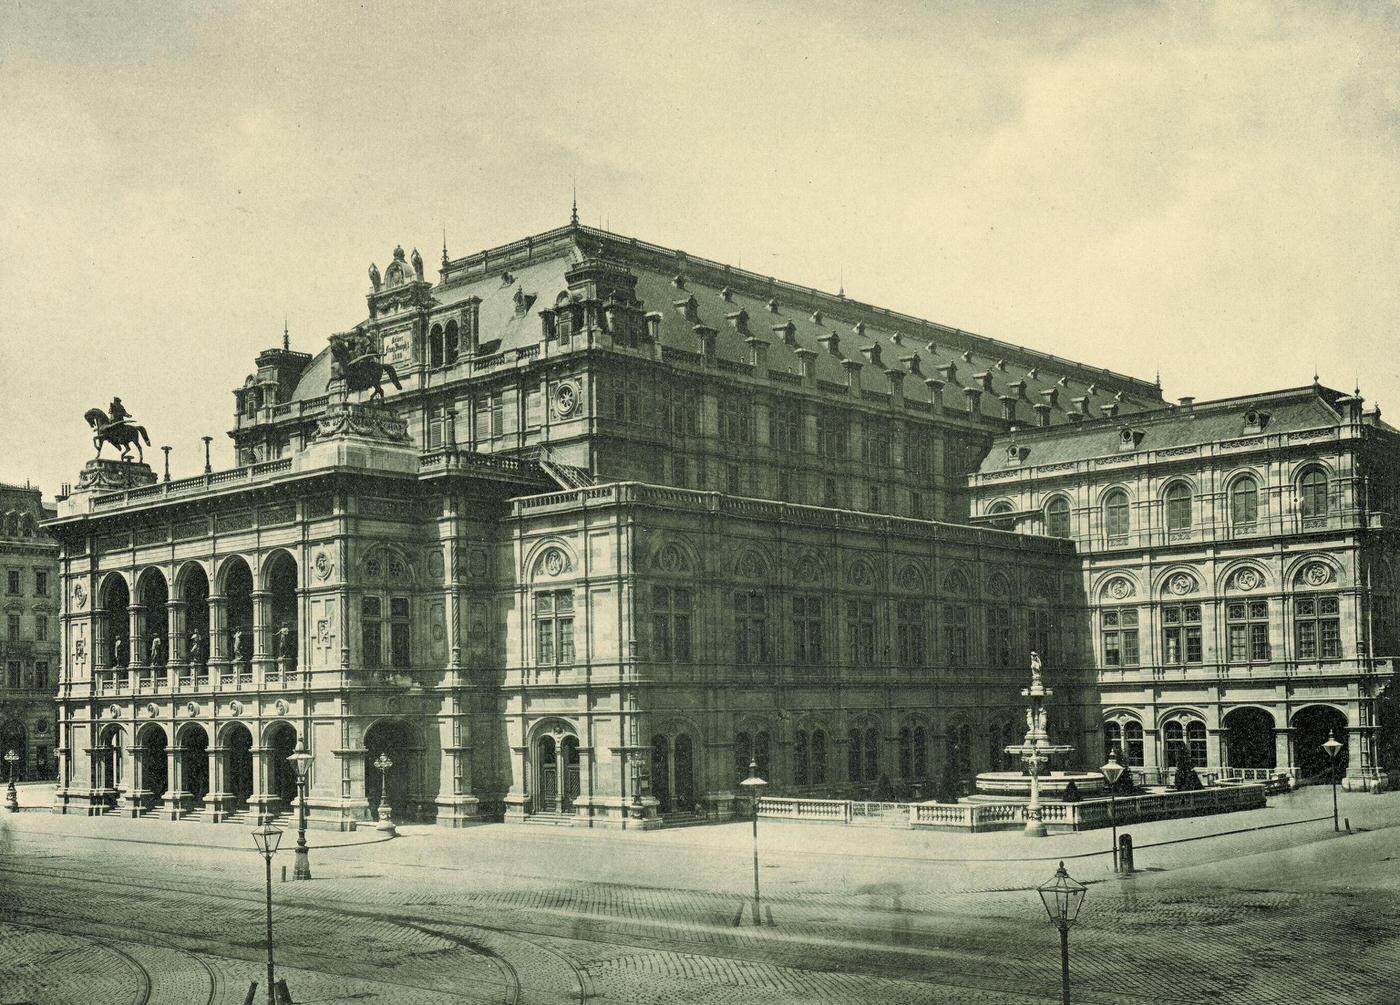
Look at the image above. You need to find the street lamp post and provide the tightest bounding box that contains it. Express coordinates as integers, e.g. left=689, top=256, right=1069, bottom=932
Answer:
left=1038, top=861, right=1087, bottom=1005
left=4, top=749, right=19, bottom=812
left=1322, top=730, right=1343, bottom=832
left=373, top=752, right=396, bottom=835
left=251, top=822, right=283, bottom=1005
left=738, top=759, right=768, bottom=925
left=1100, top=748, right=1125, bottom=872
left=287, top=740, right=314, bottom=881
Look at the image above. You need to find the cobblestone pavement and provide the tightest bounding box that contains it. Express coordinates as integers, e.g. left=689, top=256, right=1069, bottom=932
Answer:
left=1, top=786, right=1398, bottom=1003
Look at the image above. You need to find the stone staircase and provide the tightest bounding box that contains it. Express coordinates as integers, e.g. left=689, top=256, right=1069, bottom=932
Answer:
left=524, top=811, right=577, bottom=827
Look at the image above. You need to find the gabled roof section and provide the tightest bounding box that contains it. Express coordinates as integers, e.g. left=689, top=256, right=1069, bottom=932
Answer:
left=976, top=384, right=1373, bottom=473
left=296, top=222, right=1166, bottom=422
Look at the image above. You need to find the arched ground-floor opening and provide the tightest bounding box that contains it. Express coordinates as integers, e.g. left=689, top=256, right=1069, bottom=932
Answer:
left=1294, top=705, right=1348, bottom=783
left=1224, top=708, right=1277, bottom=769
left=96, top=725, right=125, bottom=797
left=224, top=722, right=254, bottom=807
left=530, top=727, right=580, bottom=815
left=265, top=722, right=299, bottom=808
left=365, top=718, right=421, bottom=821
left=650, top=733, right=697, bottom=815
left=138, top=725, right=168, bottom=810
left=181, top=726, right=209, bottom=803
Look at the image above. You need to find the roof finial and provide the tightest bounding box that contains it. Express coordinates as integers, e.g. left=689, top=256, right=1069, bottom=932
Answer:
left=282, top=317, right=289, bottom=352
left=442, top=225, right=449, bottom=266
left=570, top=179, right=579, bottom=227
left=1154, top=368, right=1161, bottom=389
left=838, top=267, right=845, bottom=299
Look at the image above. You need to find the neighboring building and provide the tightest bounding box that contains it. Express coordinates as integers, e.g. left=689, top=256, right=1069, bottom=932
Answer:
left=968, top=385, right=1400, bottom=789
left=1, top=483, right=59, bottom=780
left=42, top=217, right=1398, bottom=831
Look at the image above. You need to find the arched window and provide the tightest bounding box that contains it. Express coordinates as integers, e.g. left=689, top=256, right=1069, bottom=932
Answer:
left=810, top=729, right=827, bottom=784
left=1123, top=721, right=1144, bottom=767
left=444, top=320, right=459, bottom=366
left=988, top=501, right=1014, bottom=530
left=1104, top=721, right=1123, bottom=758
left=429, top=324, right=444, bottom=369
left=1104, top=489, right=1130, bottom=538
left=1230, top=476, right=1259, bottom=526
left=1299, top=468, right=1328, bottom=518
left=1165, top=483, right=1192, bottom=530
left=1045, top=497, right=1070, bottom=538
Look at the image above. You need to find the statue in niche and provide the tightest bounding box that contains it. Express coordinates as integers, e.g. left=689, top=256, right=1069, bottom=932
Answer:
left=276, top=623, right=296, bottom=662
left=231, top=627, right=246, bottom=662
left=188, top=630, right=203, bottom=666
left=112, top=635, right=126, bottom=667
left=148, top=635, right=163, bottom=665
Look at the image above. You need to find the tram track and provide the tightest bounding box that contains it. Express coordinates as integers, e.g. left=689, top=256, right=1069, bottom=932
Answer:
left=3, top=917, right=156, bottom=1005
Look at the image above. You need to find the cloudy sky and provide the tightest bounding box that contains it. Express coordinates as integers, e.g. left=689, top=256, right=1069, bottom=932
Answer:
left=1, top=1, right=1396, bottom=494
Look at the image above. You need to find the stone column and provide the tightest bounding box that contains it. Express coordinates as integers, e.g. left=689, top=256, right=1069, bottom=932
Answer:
left=208, top=595, right=228, bottom=683
left=1274, top=727, right=1295, bottom=784
left=125, top=744, right=146, bottom=816
left=252, top=590, right=273, bottom=685
left=250, top=744, right=279, bottom=823
left=167, top=599, right=187, bottom=686
left=127, top=603, right=145, bottom=688
left=166, top=744, right=186, bottom=819
left=1143, top=727, right=1161, bottom=780
left=1206, top=727, right=1225, bottom=773
left=208, top=745, right=230, bottom=821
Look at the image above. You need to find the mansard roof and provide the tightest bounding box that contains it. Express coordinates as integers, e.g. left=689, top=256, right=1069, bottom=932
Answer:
left=976, top=384, right=1390, bottom=473
left=289, top=223, right=1164, bottom=424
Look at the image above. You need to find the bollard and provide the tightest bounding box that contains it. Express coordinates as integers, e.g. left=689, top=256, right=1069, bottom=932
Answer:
left=242, top=981, right=258, bottom=1005
left=1345, top=817, right=1352, bottom=833
left=274, top=977, right=294, bottom=1004
left=1118, top=833, right=1134, bottom=873
left=281, top=864, right=287, bottom=883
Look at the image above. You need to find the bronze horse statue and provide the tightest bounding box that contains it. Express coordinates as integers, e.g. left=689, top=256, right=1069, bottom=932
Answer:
left=326, top=334, right=403, bottom=403
left=84, top=408, right=151, bottom=462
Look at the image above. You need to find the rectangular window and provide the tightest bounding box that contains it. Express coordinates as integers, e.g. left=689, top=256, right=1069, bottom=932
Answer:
left=846, top=599, right=875, bottom=665
left=792, top=595, right=824, bottom=665
left=868, top=485, right=881, bottom=512
left=35, top=661, right=48, bottom=690
left=987, top=606, right=1011, bottom=668
left=1227, top=600, right=1270, bottom=662
left=1162, top=604, right=1203, bottom=664
left=6, top=615, right=18, bottom=641
left=1295, top=595, right=1341, bottom=660
left=34, top=571, right=47, bottom=597
left=536, top=590, right=575, bottom=666
left=943, top=604, right=969, bottom=664
left=862, top=420, right=891, bottom=466
left=5, top=662, right=17, bottom=689
left=816, top=412, right=848, bottom=460
left=35, top=616, right=47, bottom=643
left=823, top=478, right=838, bottom=508
left=720, top=394, right=753, bottom=443
left=1029, top=609, right=1053, bottom=662
left=774, top=402, right=803, bottom=452
left=652, top=586, right=692, bottom=662
left=896, top=600, right=926, bottom=667
left=1101, top=608, right=1139, bottom=667
left=726, top=464, right=741, bottom=495
left=6, top=570, right=18, bottom=595
left=734, top=591, right=768, bottom=665
left=361, top=596, right=383, bottom=667
left=389, top=597, right=410, bottom=668
left=526, top=389, right=543, bottom=428
left=427, top=405, right=444, bottom=449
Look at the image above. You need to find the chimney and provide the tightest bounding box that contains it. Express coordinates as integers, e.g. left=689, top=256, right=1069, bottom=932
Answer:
left=727, top=309, right=750, bottom=336
left=772, top=320, right=798, bottom=346
left=1072, top=396, right=1090, bottom=416
left=900, top=354, right=922, bottom=376
left=1008, top=379, right=1027, bottom=400
left=936, top=362, right=957, bottom=383
left=1041, top=387, right=1059, bottom=409
left=818, top=331, right=841, bottom=356
left=1034, top=402, right=1053, bottom=427
left=975, top=371, right=993, bottom=392
left=859, top=343, right=883, bottom=367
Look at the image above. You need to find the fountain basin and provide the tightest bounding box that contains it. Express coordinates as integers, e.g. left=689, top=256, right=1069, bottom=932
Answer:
left=974, top=770, right=1105, bottom=799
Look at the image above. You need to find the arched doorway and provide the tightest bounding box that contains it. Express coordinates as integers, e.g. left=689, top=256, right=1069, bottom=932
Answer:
left=137, top=569, right=168, bottom=678
left=1293, top=705, right=1348, bottom=782
left=138, top=725, right=168, bottom=811
left=1224, top=708, right=1277, bottom=769
left=224, top=722, right=254, bottom=807
left=265, top=722, right=299, bottom=807
left=649, top=732, right=697, bottom=814
left=530, top=725, right=580, bottom=815
left=181, top=725, right=209, bottom=803
left=0, top=720, right=26, bottom=783
left=180, top=564, right=210, bottom=675
left=365, top=718, right=417, bottom=821
left=265, top=553, right=298, bottom=673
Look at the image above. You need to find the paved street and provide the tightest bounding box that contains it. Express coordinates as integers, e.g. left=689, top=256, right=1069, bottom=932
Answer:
left=1, top=786, right=1398, bottom=1003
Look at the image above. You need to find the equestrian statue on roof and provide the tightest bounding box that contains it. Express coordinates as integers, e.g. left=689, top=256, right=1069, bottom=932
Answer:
left=84, top=396, right=152, bottom=463
left=326, top=330, right=403, bottom=404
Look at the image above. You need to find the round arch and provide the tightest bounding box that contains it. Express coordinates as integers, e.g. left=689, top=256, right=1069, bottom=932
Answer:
left=1285, top=554, right=1345, bottom=589
left=1151, top=566, right=1202, bottom=597
left=1216, top=560, right=1271, bottom=594
left=263, top=720, right=300, bottom=806
left=1041, top=494, right=1072, bottom=538
left=1292, top=704, right=1348, bottom=781
left=220, top=720, right=255, bottom=806
left=522, top=538, right=578, bottom=582
left=214, top=554, right=255, bottom=597
left=1222, top=706, right=1277, bottom=769
left=364, top=717, right=424, bottom=820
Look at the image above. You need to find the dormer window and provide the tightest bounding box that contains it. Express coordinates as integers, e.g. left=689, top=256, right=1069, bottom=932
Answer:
left=644, top=312, right=662, bottom=341
left=673, top=295, right=699, bottom=324
left=1243, top=407, right=1271, bottom=433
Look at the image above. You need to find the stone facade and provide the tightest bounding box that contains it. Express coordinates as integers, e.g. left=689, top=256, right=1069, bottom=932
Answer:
left=968, top=386, right=1400, bottom=789
left=1, top=483, right=59, bottom=780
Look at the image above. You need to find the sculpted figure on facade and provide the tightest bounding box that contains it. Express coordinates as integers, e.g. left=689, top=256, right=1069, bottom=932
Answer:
left=231, top=627, right=245, bottom=662
left=112, top=635, right=125, bottom=667
left=188, top=629, right=203, bottom=666
left=148, top=634, right=162, bottom=666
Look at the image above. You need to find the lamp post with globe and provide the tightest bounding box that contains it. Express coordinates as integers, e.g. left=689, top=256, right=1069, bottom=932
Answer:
left=1038, top=861, right=1087, bottom=1005
left=1322, top=730, right=1343, bottom=832
left=1100, top=749, right=1125, bottom=871
left=287, top=740, right=314, bottom=880
left=738, top=759, right=768, bottom=925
